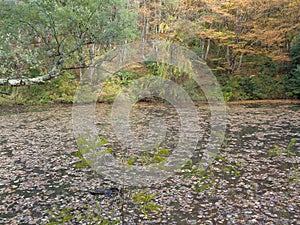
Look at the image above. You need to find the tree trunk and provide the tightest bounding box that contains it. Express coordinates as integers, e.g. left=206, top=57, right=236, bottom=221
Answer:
left=0, top=65, right=60, bottom=86
left=237, top=52, right=244, bottom=71
left=89, top=43, right=95, bottom=65
left=201, top=39, right=205, bottom=59
left=204, top=39, right=210, bottom=61
left=226, top=45, right=231, bottom=67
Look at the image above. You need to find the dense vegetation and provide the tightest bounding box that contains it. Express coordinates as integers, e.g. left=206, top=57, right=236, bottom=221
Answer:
left=0, top=0, right=299, bottom=104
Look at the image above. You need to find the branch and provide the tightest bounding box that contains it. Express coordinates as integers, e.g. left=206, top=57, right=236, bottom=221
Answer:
left=0, top=39, right=92, bottom=86
left=0, top=91, right=11, bottom=95
left=0, top=36, right=93, bottom=86
left=0, top=63, right=60, bottom=86
left=62, top=65, right=89, bottom=70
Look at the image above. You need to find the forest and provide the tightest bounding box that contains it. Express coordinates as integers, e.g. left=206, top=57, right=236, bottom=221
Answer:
left=0, top=1, right=300, bottom=225
left=0, top=0, right=299, bottom=104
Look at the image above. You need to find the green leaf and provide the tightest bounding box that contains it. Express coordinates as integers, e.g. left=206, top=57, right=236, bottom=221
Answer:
left=97, top=137, right=107, bottom=147
left=268, top=150, right=279, bottom=157
left=215, top=154, right=226, bottom=162
left=145, top=203, right=163, bottom=212
left=78, top=147, right=91, bottom=155
left=151, top=155, right=166, bottom=163
left=195, top=183, right=212, bottom=192
left=76, top=160, right=90, bottom=168
left=200, top=176, right=208, bottom=183
left=158, top=149, right=170, bottom=156
left=98, top=148, right=112, bottom=155
left=127, top=157, right=135, bottom=165
left=183, top=173, right=192, bottom=179
left=287, top=138, right=297, bottom=151
left=72, top=151, right=82, bottom=158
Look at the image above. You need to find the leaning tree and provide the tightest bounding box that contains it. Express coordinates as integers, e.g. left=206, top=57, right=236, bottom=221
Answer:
left=0, top=0, right=137, bottom=87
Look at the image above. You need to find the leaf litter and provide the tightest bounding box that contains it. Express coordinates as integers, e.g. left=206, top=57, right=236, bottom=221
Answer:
left=0, top=103, right=299, bottom=224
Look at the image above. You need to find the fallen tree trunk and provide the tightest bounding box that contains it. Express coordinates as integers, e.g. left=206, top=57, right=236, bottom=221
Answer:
left=0, top=91, right=11, bottom=95
left=0, top=65, right=60, bottom=86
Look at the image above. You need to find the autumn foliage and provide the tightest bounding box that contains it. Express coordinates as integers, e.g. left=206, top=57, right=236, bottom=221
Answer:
left=0, top=0, right=299, bottom=101
left=136, top=0, right=300, bottom=99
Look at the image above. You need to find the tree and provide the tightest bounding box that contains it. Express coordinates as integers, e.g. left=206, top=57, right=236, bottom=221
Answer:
left=0, top=0, right=137, bottom=86
left=167, top=0, right=300, bottom=73
left=285, top=34, right=300, bottom=98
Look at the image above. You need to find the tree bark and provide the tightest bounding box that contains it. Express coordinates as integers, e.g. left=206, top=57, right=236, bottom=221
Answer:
left=0, top=91, right=10, bottom=95
left=226, top=45, right=231, bottom=66
left=204, top=39, right=210, bottom=61
left=237, top=52, right=244, bottom=71
left=0, top=64, right=60, bottom=86
left=201, top=39, right=205, bottom=59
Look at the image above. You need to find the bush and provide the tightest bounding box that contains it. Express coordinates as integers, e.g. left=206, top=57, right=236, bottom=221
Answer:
left=0, top=73, right=78, bottom=105
left=285, top=35, right=300, bottom=99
